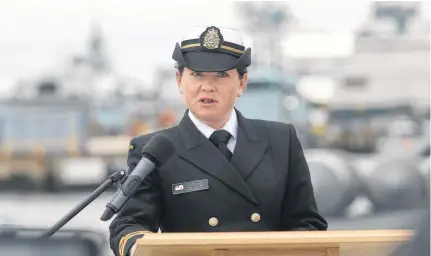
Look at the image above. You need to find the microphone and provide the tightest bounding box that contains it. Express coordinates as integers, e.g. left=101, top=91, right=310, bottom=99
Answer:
left=100, top=133, right=176, bottom=221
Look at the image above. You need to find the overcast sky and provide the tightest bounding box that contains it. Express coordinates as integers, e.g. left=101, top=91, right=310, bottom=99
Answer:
left=0, top=0, right=428, bottom=95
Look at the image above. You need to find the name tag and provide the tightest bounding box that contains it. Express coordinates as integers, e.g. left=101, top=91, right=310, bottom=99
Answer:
left=172, top=179, right=209, bottom=195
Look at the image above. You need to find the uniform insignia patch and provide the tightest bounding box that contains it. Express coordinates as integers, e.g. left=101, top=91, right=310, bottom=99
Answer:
left=128, top=144, right=135, bottom=151
left=200, top=26, right=223, bottom=50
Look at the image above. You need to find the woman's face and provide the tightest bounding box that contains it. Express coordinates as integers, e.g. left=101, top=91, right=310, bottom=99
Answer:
left=176, top=67, right=247, bottom=127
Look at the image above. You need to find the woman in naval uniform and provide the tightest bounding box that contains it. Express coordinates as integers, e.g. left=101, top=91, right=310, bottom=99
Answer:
left=109, top=26, right=328, bottom=256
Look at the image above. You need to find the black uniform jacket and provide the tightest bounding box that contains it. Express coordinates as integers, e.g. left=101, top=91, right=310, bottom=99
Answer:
left=109, top=109, right=328, bottom=256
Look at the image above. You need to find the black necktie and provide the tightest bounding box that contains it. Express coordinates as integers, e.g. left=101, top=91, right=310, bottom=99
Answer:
left=209, top=130, right=232, bottom=161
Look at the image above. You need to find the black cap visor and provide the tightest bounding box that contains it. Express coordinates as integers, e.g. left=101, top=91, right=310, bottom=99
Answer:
left=183, top=51, right=239, bottom=72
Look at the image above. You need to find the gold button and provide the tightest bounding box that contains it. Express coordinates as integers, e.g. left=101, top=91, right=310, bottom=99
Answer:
left=251, top=213, right=261, bottom=223
left=209, top=217, right=218, bottom=227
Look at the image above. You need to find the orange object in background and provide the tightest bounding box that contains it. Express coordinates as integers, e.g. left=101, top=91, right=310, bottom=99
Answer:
left=158, top=110, right=176, bottom=129
left=128, top=120, right=150, bottom=136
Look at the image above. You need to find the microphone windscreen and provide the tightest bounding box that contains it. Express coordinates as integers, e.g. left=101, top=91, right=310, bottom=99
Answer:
left=141, top=133, right=176, bottom=166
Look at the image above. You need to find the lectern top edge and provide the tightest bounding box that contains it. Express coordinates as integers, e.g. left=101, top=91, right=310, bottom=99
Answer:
left=136, top=230, right=413, bottom=246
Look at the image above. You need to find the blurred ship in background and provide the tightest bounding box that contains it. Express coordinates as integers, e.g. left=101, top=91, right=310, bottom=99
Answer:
left=0, top=1, right=428, bottom=220
left=0, top=23, right=182, bottom=191
left=234, top=1, right=429, bottom=219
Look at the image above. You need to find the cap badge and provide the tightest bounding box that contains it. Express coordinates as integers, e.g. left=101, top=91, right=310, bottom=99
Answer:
left=200, top=26, right=223, bottom=50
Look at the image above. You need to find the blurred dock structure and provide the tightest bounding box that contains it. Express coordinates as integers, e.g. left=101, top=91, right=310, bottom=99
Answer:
left=0, top=2, right=428, bottom=195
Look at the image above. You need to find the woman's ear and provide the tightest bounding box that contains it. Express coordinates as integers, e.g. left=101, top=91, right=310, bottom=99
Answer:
left=238, top=73, right=248, bottom=97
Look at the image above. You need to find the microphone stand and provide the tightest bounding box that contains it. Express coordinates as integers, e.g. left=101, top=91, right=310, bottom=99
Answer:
left=38, top=169, right=127, bottom=239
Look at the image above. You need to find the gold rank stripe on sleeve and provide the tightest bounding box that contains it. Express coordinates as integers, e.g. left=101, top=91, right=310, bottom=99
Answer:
left=181, top=43, right=244, bottom=54
left=119, top=231, right=151, bottom=256
left=118, top=231, right=141, bottom=256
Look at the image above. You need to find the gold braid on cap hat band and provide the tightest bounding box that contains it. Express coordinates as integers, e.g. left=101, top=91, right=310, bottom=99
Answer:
left=180, top=39, right=245, bottom=57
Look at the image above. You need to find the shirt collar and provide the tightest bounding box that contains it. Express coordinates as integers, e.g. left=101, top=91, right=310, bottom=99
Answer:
left=188, top=109, right=238, bottom=139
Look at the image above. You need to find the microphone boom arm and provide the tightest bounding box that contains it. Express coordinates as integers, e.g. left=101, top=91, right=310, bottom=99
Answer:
left=38, top=169, right=126, bottom=240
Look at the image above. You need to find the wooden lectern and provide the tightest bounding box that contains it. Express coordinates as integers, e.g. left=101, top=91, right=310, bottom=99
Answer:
left=133, top=230, right=413, bottom=256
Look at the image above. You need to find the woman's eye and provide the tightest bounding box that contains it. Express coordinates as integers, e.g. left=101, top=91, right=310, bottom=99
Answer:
left=217, top=72, right=228, bottom=77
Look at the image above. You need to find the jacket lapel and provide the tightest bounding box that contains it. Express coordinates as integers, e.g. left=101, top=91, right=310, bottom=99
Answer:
left=231, top=109, right=269, bottom=180
left=177, top=111, right=258, bottom=205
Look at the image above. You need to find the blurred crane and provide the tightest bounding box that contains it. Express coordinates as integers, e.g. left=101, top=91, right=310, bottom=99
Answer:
left=235, top=1, right=293, bottom=70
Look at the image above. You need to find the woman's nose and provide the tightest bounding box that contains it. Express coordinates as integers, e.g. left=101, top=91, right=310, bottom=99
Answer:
left=201, top=81, right=215, bottom=92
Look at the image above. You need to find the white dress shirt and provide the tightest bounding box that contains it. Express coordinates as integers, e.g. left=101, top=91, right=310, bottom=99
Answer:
left=188, top=109, right=238, bottom=153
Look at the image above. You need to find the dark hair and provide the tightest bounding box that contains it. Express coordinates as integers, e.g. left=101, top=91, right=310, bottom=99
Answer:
left=175, top=63, right=245, bottom=79
left=175, top=63, right=186, bottom=76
